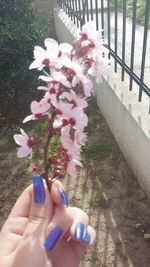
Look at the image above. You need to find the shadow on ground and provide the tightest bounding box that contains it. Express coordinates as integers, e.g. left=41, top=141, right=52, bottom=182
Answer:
left=63, top=98, right=150, bottom=267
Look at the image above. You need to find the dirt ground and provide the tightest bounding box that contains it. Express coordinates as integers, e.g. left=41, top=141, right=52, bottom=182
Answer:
left=1, top=1, right=150, bottom=266
left=1, top=98, right=150, bottom=267
left=64, top=100, right=150, bottom=267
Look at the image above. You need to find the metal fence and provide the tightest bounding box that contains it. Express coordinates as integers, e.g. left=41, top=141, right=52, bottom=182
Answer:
left=57, top=0, right=150, bottom=112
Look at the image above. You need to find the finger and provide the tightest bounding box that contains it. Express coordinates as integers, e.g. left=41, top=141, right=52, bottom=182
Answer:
left=50, top=179, right=69, bottom=207
left=24, top=176, right=53, bottom=235
left=70, top=210, right=89, bottom=242
left=68, top=225, right=96, bottom=259
left=75, top=225, right=96, bottom=246
left=43, top=206, right=89, bottom=251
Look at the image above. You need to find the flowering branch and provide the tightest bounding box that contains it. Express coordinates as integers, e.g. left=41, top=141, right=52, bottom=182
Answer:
left=13, top=21, right=109, bottom=190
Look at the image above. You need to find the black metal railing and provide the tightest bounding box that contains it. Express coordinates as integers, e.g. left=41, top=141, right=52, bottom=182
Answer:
left=57, top=0, right=150, bottom=112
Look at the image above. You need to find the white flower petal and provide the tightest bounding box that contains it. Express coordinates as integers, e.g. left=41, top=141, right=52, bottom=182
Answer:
left=29, top=60, right=41, bottom=70
left=14, top=134, right=27, bottom=146
left=38, top=75, right=52, bottom=82
left=23, top=114, right=35, bottom=123
left=17, top=146, right=31, bottom=158
left=73, top=159, right=83, bottom=167
left=34, top=46, right=46, bottom=59
left=20, top=129, right=29, bottom=140
left=62, top=80, right=71, bottom=88
left=30, top=101, right=39, bottom=114
left=44, top=38, right=58, bottom=49
left=61, top=56, right=72, bottom=68
left=61, top=92, right=71, bottom=101
left=59, top=43, right=72, bottom=54
left=37, top=86, right=48, bottom=90
left=72, top=76, right=77, bottom=87
left=53, top=118, right=62, bottom=128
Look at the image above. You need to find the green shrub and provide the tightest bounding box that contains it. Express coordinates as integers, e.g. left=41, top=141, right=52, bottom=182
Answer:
left=0, top=0, right=52, bottom=128
left=110, top=0, right=148, bottom=27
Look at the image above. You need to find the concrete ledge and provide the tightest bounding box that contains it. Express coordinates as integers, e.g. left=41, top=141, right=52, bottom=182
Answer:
left=54, top=8, right=150, bottom=197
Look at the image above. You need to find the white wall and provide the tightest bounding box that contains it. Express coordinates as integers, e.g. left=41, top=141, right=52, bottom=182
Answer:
left=54, top=8, right=150, bottom=197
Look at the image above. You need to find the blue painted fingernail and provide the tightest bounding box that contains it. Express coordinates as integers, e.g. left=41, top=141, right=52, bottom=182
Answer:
left=59, top=188, right=69, bottom=207
left=44, top=226, right=63, bottom=251
left=74, top=223, right=85, bottom=241
left=33, top=176, right=45, bottom=204
left=83, top=232, right=91, bottom=244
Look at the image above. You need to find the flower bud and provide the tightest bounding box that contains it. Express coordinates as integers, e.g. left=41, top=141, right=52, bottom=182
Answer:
left=62, top=119, right=69, bottom=127
left=27, top=138, right=36, bottom=148
left=55, top=109, right=62, bottom=115
left=54, top=170, right=64, bottom=179
left=79, top=32, right=88, bottom=41
left=35, top=113, right=43, bottom=120
left=42, top=58, right=50, bottom=66
left=69, top=118, right=76, bottom=126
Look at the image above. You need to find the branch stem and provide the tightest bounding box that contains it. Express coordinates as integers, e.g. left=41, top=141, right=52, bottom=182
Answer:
left=43, top=121, right=53, bottom=191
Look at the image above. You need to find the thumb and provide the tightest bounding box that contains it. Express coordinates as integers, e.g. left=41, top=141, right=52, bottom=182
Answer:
left=25, top=176, right=53, bottom=236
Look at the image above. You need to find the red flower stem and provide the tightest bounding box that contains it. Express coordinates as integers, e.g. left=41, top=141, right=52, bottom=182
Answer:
left=43, top=121, right=53, bottom=191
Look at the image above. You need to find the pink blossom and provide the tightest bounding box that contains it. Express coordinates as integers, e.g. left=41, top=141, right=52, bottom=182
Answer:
left=88, top=54, right=107, bottom=83
left=74, top=130, right=87, bottom=145
left=80, top=75, right=94, bottom=97
left=61, top=127, right=86, bottom=152
left=59, top=42, right=73, bottom=56
left=45, top=38, right=72, bottom=58
left=29, top=39, right=73, bottom=71
left=66, top=157, right=82, bottom=175
left=38, top=82, right=60, bottom=103
left=52, top=101, right=73, bottom=128
left=63, top=128, right=87, bottom=175
left=60, top=127, right=82, bottom=175
left=64, top=60, right=84, bottom=87
left=61, top=126, right=80, bottom=155
left=81, top=21, right=105, bottom=55
left=53, top=100, right=88, bottom=130
left=23, top=97, right=51, bottom=123
left=39, top=69, right=71, bottom=88
left=29, top=46, right=49, bottom=70
left=38, top=82, right=60, bottom=95
left=52, top=100, right=73, bottom=116
left=69, top=107, right=88, bottom=130
left=13, top=129, right=34, bottom=158
left=61, top=90, right=88, bottom=108
left=44, top=38, right=72, bottom=69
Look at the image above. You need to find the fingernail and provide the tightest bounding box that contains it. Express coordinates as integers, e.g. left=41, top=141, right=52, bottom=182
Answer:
left=33, top=176, right=45, bottom=204
left=83, top=232, right=91, bottom=244
left=74, top=223, right=85, bottom=241
left=44, top=226, right=63, bottom=251
left=59, top=188, right=69, bottom=207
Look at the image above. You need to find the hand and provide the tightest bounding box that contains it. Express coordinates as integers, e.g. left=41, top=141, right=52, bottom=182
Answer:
left=0, top=177, right=96, bottom=267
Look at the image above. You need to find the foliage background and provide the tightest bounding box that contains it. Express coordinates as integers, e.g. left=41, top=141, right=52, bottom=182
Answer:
left=0, top=0, right=54, bottom=128
left=111, top=0, right=148, bottom=26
